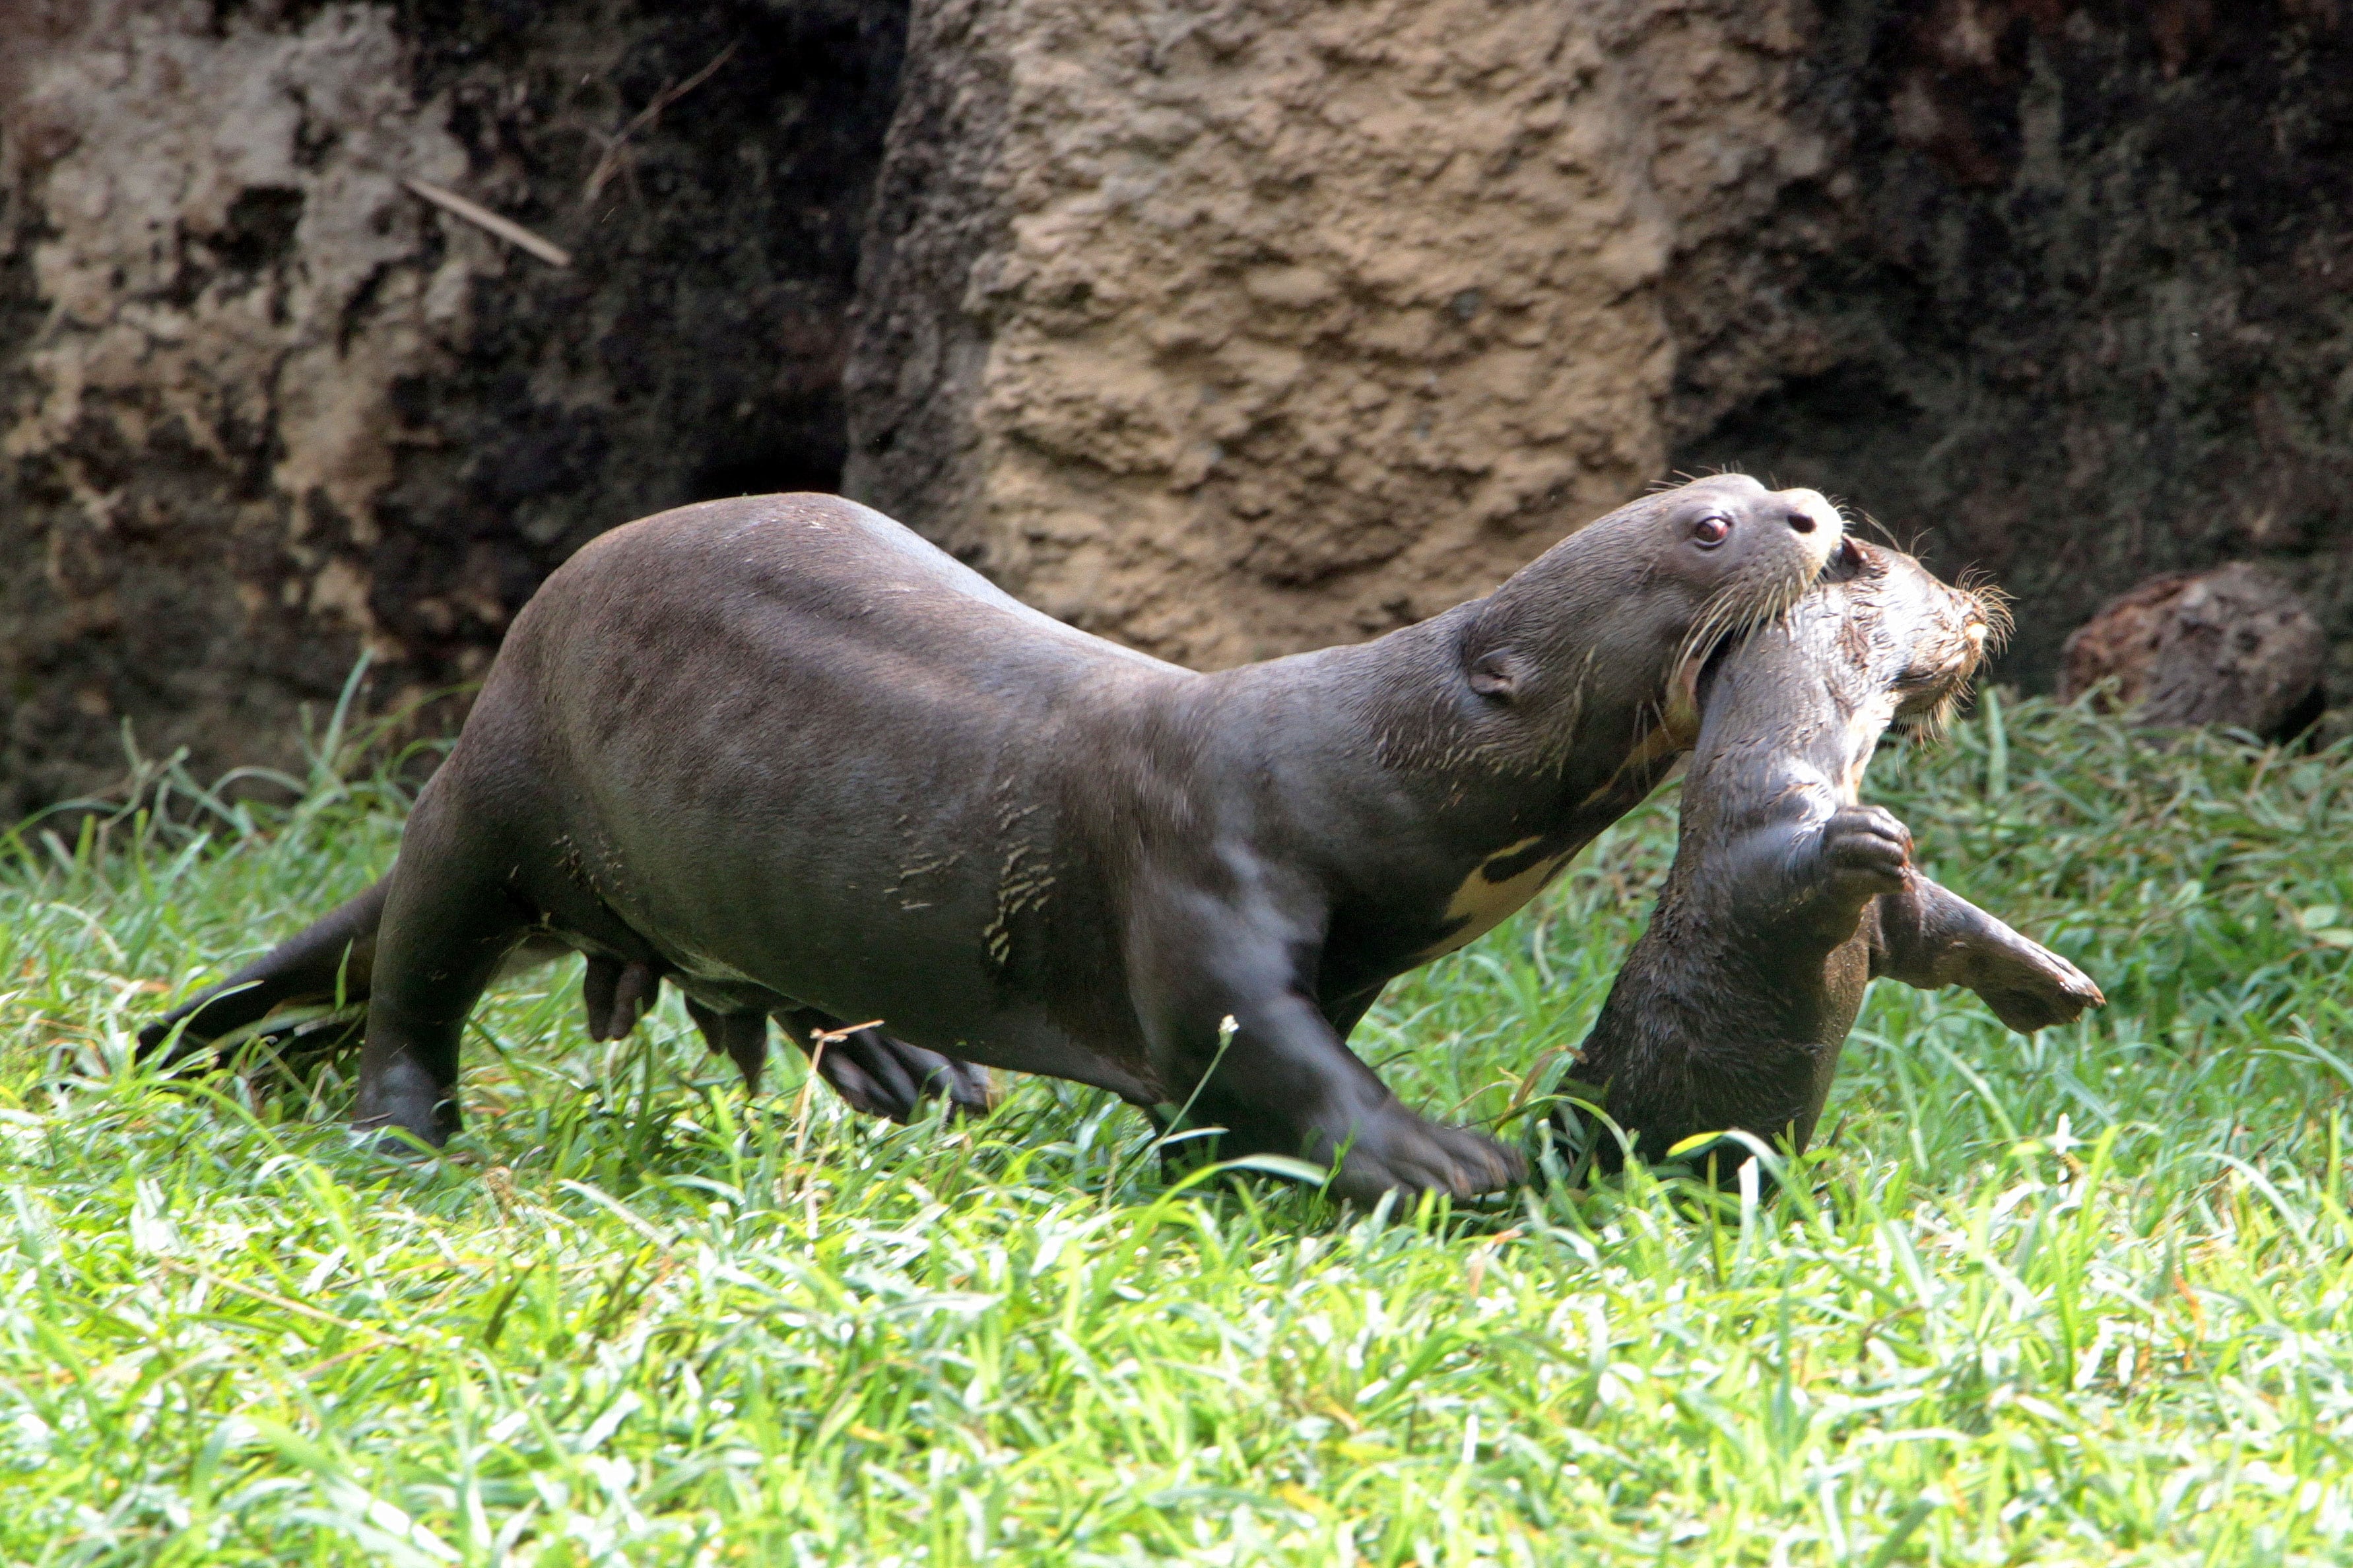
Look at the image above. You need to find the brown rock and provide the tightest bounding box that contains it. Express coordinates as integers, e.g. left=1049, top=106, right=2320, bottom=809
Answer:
left=849, top=0, right=2353, bottom=702
left=0, top=0, right=900, bottom=816
left=2059, top=565, right=2326, bottom=740
left=13, top=0, right=2353, bottom=811
left=845, top=0, right=1831, bottom=667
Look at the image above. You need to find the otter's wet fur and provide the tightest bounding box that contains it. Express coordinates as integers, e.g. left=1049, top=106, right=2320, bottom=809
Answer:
left=1572, top=542, right=2104, bottom=1173
left=143, top=475, right=1846, bottom=1202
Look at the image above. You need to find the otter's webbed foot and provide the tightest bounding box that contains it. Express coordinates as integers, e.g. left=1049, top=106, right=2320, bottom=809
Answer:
left=1868, top=872, right=2105, bottom=1033
left=1322, top=1099, right=1525, bottom=1204
left=1160, top=1092, right=1525, bottom=1204
left=138, top=1006, right=216, bottom=1066
left=1152, top=998, right=1525, bottom=1204
left=1963, top=937, right=2105, bottom=1034
left=783, top=1012, right=996, bottom=1123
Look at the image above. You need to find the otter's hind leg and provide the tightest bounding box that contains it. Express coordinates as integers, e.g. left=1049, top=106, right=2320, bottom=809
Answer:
left=778, top=1010, right=995, bottom=1123
left=351, top=797, right=532, bottom=1148
left=1867, top=872, right=2105, bottom=1033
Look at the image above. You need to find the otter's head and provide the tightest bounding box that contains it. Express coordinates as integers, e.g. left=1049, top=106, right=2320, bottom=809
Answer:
left=1822, top=540, right=2006, bottom=740
left=1767, top=540, right=2005, bottom=797
left=1464, top=474, right=1845, bottom=751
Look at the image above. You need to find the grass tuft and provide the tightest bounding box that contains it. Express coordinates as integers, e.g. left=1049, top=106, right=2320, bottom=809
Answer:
left=7, top=696, right=2353, bottom=1563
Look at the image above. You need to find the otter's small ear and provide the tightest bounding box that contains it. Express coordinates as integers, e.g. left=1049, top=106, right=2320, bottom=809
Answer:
left=1469, top=650, right=1523, bottom=702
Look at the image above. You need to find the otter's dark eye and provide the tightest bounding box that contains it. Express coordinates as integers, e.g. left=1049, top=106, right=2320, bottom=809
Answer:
left=1691, top=515, right=1731, bottom=549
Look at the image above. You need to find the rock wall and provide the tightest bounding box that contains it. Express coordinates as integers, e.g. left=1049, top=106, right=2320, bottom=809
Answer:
left=1679, top=0, right=2353, bottom=700
left=847, top=0, right=1831, bottom=665
left=849, top=0, right=2353, bottom=694
left=9, top=0, right=2353, bottom=810
left=0, top=0, right=904, bottom=814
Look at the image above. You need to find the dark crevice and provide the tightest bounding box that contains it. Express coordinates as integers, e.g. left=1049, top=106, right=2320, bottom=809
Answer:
left=1675, top=0, right=2353, bottom=699
left=0, top=0, right=908, bottom=814
left=216, top=185, right=305, bottom=278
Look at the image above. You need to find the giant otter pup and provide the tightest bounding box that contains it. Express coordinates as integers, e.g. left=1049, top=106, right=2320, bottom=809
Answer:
left=147, top=476, right=1843, bottom=1200
left=1572, top=543, right=2105, bottom=1171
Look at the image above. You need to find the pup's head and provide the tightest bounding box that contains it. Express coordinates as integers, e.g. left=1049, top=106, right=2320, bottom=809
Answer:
left=1827, top=540, right=2005, bottom=739
left=1754, top=540, right=2004, bottom=796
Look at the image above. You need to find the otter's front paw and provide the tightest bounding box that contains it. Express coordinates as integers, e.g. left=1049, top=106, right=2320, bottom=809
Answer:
left=1821, top=805, right=1912, bottom=898
left=1325, top=1101, right=1525, bottom=1204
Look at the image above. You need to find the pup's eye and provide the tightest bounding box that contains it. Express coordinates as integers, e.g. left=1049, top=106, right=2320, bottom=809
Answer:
left=1691, top=515, right=1731, bottom=548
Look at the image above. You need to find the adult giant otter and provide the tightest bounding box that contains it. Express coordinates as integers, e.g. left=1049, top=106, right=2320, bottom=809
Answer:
left=146, top=475, right=1841, bottom=1200
left=1573, top=542, right=2104, bottom=1170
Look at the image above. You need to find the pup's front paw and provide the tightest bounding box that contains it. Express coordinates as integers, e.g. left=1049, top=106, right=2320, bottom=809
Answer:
left=1821, top=805, right=1912, bottom=898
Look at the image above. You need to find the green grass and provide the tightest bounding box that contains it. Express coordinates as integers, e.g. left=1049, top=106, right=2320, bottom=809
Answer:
left=7, top=695, right=2353, bottom=1564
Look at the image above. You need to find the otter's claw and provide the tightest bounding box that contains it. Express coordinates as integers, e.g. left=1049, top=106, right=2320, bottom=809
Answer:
left=1822, top=804, right=1913, bottom=897
left=809, top=1025, right=997, bottom=1124
left=1325, top=1101, right=1525, bottom=1204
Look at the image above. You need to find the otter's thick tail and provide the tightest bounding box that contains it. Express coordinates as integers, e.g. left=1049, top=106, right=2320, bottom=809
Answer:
left=139, top=879, right=393, bottom=1062
left=139, top=883, right=999, bottom=1125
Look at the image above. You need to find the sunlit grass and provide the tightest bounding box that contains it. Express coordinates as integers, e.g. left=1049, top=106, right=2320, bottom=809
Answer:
left=6, top=695, right=2353, bottom=1563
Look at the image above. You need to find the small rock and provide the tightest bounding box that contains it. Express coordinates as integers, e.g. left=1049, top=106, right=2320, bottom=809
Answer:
left=2058, top=564, right=2326, bottom=740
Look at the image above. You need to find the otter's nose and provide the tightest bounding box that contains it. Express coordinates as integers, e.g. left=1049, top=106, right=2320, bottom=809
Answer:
left=1770, top=487, right=1844, bottom=570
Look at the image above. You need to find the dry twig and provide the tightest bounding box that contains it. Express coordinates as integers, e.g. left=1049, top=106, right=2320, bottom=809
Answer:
left=580, top=40, right=743, bottom=210
left=402, top=177, right=572, bottom=267
left=792, top=1017, right=885, bottom=1165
